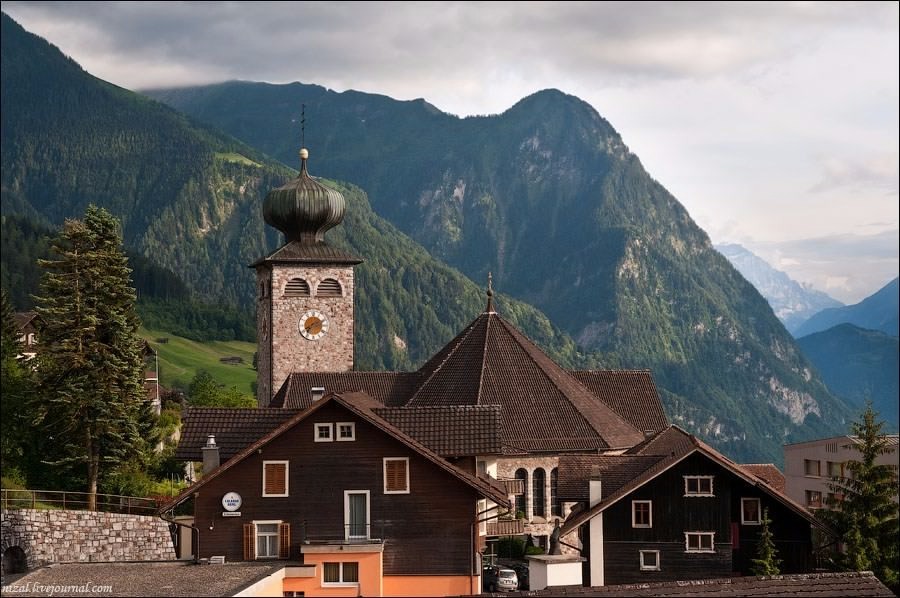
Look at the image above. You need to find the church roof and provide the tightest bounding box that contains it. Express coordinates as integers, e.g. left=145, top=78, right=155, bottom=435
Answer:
left=175, top=407, right=300, bottom=462
left=250, top=240, right=362, bottom=267
left=375, top=405, right=502, bottom=456
left=568, top=370, right=668, bottom=435
left=271, top=371, right=418, bottom=408
left=406, top=309, right=647, bottom=452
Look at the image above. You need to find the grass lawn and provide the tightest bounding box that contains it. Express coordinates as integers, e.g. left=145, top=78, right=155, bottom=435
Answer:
left=140, top=328, right=257, bottom=396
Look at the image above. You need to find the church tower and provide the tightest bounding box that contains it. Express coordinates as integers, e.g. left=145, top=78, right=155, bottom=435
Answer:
left=253, top=147, right=361, bottom=407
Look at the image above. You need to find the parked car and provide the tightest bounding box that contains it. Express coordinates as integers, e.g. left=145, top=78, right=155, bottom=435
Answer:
left=483, top=565, right=519, bottom=592
left=509, top=562, right=529, bottom=590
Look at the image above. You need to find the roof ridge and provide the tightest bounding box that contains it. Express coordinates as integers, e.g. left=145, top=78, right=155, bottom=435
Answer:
left=494, top=315, right=643, bottom=447
left=408, top=314, right=484, bottom=404
left=475, top=312, right=492, bottom=405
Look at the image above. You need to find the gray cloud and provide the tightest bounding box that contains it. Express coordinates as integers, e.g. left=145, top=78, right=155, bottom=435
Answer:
left=3, top=1, right=895, bottom=99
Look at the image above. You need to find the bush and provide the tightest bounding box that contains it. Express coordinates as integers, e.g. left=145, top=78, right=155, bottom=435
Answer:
left=497, top=536, right=526, bottom=559
left=525, top=545, right=545, bottom=555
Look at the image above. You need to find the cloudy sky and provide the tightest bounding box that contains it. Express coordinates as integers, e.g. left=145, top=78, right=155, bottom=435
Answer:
left=4, top=1, right=898, bottom=302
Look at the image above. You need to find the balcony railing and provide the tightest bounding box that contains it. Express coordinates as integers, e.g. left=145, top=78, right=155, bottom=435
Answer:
left=301, top=521, right=386, bottom=545
left=486, top=518, right=525, bottom=536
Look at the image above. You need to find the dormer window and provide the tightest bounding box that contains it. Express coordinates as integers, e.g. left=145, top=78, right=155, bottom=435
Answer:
left=317, top=278, right=343, bottom=297
left=285, top=278, right=311, bottom=297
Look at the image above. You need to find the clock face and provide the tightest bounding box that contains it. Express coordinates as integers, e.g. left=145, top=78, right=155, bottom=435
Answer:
left=299, top=310, right=329, bottom=341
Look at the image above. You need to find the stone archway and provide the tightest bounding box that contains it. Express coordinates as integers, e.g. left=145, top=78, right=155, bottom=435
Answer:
left=0, top=525, right=35, bottom=575
left=2, top=546, right=27, bottom=574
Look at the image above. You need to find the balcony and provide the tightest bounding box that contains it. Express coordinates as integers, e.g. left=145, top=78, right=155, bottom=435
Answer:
left=300, top=521, right=386, bottom=549
left=486, top=518, right=525, bottom=536
left=498, top=478, right=525, bottom=496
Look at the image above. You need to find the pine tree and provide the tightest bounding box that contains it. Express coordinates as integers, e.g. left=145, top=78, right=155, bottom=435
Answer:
left=33, top=206, right=149, bottom=509
left=818, top=403, right=899, bottom=588
left=750, top=508, right=781, bottom=576
left=0, top=289, right=32, bottom=472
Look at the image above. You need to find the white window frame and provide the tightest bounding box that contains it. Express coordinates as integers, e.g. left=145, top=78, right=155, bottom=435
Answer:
left=741, top=498, right=761, bottom=525
left=631, top=500, right=652, bottom=528
left=314, top=423, right=334, bottom=442
left=336, top=422, right=356, bottom=442
left=262, top=460, right=289, bottom=497
left=383, top=457, right=410, bottom=494
left=344, top=490, right=371, bottom=541
left=639, top=549, right=660, bottom=571
left=253, top=520, right=281, bottom=559
left=683, top=475, right=714, bottom=497
left=322, top=561, right=360, bottom=586
left=684, top=532, right=715, bottom=553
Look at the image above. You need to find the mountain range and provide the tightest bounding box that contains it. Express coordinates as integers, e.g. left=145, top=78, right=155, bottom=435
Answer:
left=1, top=13, right=853, bottom=462
left=716, top=243, right=843, bottom=334
left=794, top=277, right=899, bottom=338
left=797, top=323, right=898, bottom=430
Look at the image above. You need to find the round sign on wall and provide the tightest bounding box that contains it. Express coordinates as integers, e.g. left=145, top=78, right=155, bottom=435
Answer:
left=222, top=492, right=242, bottom=512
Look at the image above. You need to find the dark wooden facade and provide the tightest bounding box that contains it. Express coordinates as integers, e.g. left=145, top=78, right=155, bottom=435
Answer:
left=192, top=400, right=481, bottom=575
left=596, top=453, right=814, bottom=585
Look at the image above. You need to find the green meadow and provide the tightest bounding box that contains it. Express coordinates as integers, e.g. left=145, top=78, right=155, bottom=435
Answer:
left=141, top=328, right=257, bottom=396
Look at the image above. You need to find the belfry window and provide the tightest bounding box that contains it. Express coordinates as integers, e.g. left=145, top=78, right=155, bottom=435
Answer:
left=284, top=278, right=311, bottom=297
left=317, top=278, right=343, bottom=297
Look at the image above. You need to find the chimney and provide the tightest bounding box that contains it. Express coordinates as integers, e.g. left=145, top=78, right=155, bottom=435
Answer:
left=311, top=387, right=325, bottom=402
left=202, top=434, right=220, bottom=474
left=589, top=465, right=602, bottom=508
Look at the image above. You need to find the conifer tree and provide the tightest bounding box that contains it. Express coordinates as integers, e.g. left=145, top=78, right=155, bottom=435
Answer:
left=750, top=507, right=781, bottom=576
left=33, top=206, right=149, bottom=509
left=1, top=289, right=32, bottom=471
left=818, top=403, right=899, bottom=589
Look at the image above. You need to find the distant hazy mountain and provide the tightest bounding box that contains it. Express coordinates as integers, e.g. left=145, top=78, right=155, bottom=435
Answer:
left=794, top=278, right=899, bottom=338
left=798, top=324, right=899, bottom=430
left=716, top=243, right=843, bottom=334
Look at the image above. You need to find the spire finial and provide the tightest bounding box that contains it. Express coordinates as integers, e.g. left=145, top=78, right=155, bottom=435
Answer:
left=299, top=104, right=308, bottom=172
left=486, top=272, right=495, bottom=313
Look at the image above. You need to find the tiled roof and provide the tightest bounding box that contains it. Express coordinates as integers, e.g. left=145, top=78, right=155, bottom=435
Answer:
left=742, top=463, right=786, bottom=493
left=562, top=426, right=827, bottom=536
left=250, top=240, right=362, bottom=267
left=375, top=405, right=502, bottom=456
left=479, top=571, right=893, bottom=597
left=557, top=454, right=664, bottom=502
left=6, top=562, right=286, bottom=597
left=271, top=372, right=417, bottom=408
left=568, top=370, right=668, bottom=434
left=162, top=392, right=510, bottom=513
left=406, top=310, right=645, bottom=452
left=175, top=407, right=299, bottom=462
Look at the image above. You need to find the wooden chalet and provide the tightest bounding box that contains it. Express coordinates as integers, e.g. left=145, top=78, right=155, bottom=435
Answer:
left=559, top=426, right=828, bottom=586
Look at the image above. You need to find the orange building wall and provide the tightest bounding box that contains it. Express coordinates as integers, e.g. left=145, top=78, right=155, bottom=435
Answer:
left=383, top=575, right=479, bottom=597
left=283, top=551, right=382, bottom=597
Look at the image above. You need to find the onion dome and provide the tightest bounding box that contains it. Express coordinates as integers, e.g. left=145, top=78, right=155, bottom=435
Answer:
left=263, top=148, right=345, bottom=244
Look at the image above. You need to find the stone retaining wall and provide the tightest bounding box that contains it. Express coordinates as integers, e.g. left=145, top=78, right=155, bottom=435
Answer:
left=1, top=508, right=175, bottom=570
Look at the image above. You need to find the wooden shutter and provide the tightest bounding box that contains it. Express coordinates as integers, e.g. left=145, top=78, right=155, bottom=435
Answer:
left=243, top=523, right=255, bottom=560
left=317, top=278, right=342, bottom=297
left=264, top=462, right=286, bottom=495
left=278, top=523, right=291, bottom=559
left=284, top=278, right=310, bottom=297
left=385, top=459, right=408, bottom=492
